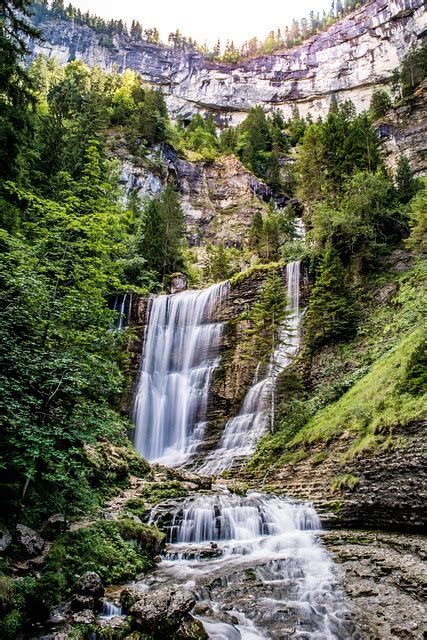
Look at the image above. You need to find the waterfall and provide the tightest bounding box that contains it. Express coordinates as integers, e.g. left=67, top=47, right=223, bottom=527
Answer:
left=112, top=293, right=132, bottom=331
left=148, top=492, right=352, bottom=639
left=199, top=261, right=302, bottom=475
left=132, top=282, right=229, bottom=466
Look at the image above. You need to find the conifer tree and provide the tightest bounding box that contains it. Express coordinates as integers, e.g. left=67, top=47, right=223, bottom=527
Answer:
left=304, top=246, right=356, bottom=349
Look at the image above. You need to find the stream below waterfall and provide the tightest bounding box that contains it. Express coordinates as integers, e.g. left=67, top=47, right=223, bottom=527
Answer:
left=130, top=491, right=355, bottom=639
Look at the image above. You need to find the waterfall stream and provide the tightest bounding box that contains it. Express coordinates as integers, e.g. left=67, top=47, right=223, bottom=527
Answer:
left=143, top=492, right=352, bottom=639
left=199, top=261, right=302, bottom=475
left=133, top=282, right=229, bottom=466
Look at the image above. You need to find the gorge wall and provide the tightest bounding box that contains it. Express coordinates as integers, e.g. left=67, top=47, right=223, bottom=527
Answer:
left=29, top=0, right=426, bottom=124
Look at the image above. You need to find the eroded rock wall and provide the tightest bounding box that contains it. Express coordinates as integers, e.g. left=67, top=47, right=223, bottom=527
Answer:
left=29, top=0, right=426, bottom=123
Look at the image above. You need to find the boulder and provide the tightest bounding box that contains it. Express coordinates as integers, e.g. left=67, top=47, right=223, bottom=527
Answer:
left=16, top=524, right=45, bottom=556
left=120, top=586, right=146, bottom=613
left=72, top=609, right=96, bottom=625
left=70, top=594, right=95, bottom=612
left=176, top=616, right=209, bottom=639
left=41, top=514, right=67, bottom=540
left=0, top=524, right=12, bottom=553
left=129, top=587, right=195, bottom=636
left=73, top=571, right=104, bottom=600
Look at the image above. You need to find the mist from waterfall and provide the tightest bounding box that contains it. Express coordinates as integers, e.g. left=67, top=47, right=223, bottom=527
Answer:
left=199, top=260, right=302, bottom=475
left=132, top=282, right=229, bottom=466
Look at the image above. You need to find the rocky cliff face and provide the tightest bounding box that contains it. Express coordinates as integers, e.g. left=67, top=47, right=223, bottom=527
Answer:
left=29, top=0, right=426, bottom=123
left=114, top=140, right=284, bottom=251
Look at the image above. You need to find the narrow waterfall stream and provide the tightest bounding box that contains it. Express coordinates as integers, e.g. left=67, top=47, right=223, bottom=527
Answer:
left=133, top=282, right=229, bottom=466
left=199, top=261, right=302, bottom=475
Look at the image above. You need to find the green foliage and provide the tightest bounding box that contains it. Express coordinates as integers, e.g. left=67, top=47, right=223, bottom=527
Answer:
left=138, top=182, right=186, bottom=282
left=304, top=246, right=357, bottom=350
left=310, top=169, right=406, bottom=263
left=296, top=101, right=381, bottom=205
left=401, top=336, right=427, bottom=395
left=204, top=243, right=232, bottom=282
left=369, top=89, right=392, bottom=119
left=330, top=474, right=360, bottom=493
left=395, top=39, right=427, bottom=98
left=44, top=521, right=155, bottom=590
left=243, top=272, right=288, bottom=367
left=395, top=155, right=417, bottom=204
left=406, top=179, right=427, bottom=254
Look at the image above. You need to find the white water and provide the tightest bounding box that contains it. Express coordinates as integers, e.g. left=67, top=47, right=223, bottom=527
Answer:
left=199, top=261, right=302, bottom=475
left=132, top=282, right=229, bottom=466
left=147, top=492, right=351, bottom=639
left=112, top=293, right=132, bottom=330
left=99, top=601, right=123, bottom=619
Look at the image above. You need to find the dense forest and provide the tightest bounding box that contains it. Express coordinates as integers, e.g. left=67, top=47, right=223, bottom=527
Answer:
left=0, top=0, right=426, bottom=638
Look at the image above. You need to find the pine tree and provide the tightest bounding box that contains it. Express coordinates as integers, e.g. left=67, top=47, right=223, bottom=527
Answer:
left=249, top=210, right=263, bottom=253
left=304, top=246, right=356, bottom=349
left=0, top=0, right=40, bottom=179
left=396, top=155, right=415, bottom=203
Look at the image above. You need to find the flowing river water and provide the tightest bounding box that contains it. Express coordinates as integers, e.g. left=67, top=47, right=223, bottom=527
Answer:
left=130, top=262, right=354, bottom=639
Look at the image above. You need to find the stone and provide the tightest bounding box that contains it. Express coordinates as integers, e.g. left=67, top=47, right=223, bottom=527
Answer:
left=170, top=272, right=188, bottom=294
left=73, top=571, right=104, bottom=600
left=0, top=524, right=12, bottom=553
left=72, top=609, right=96, bottom=625
left=70, top=594, right=95, bottom=612
left=129, top=587, right=195, bottom=636
left=41, top=514, right=67, bottom=540
left=97, top=615, right=127, bottom=632
left=120, top=587, right=146, bottom=613
left=16, top=524, right=45, bottom=556
left=176, top=616, right=209, bottom=640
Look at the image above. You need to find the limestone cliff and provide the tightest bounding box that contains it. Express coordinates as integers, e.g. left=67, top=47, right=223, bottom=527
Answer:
left=29, top=0, right=426, bottom=123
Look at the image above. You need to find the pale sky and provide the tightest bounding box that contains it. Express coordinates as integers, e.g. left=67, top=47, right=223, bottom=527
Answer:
left=70, top=0, right=331, bottom=47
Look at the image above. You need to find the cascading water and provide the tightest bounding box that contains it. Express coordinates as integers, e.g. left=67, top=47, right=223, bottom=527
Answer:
left=199, top=261, right=302, bottom=475
left=145, top=492, right=353, bottom=639
left=131, top=255, right=352, bottom=639
left=132, top=282, right=229, bottom=466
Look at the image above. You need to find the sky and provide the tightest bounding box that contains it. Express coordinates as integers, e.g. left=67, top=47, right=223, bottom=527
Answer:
left=70, top=0, right=332, bottom=47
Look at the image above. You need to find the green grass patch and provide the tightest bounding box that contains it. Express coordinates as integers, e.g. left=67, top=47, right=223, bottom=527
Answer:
left=290, top=327, right=425, bottom=452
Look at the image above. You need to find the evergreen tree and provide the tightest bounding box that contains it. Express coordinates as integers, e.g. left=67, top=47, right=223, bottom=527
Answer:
left=249, top=210, right=263, bottom=253
left=396, top=155, right=416, bottom=203
left=0, top=0, right=40, bottom=180
left=369, top=89, right=392, bottom=119
left=304, top=246, right=357, bottom=349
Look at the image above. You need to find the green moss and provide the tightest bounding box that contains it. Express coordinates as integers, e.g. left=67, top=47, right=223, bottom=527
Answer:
left=229, top=260, right=284, bottom=287
left=139, top=480, right=189, bottom=505
left=330, top=474, right=360, bottom=493
left=124, top=497, right=148, bottom=521
left=43, top=520, right=157, bottom=597
left=328, top=500, right=344, bottom=514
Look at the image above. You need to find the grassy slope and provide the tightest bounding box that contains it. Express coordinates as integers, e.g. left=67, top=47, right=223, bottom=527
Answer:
left=249, top=254, right=426, bottom=471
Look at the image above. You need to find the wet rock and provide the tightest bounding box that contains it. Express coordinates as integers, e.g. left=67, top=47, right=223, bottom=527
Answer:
left=47, top=602, right=72, bottom=627
left=16, top=524, right=45, bottom=556
left=120, top=587, right=147, bottom=613
left=73, top=571, right=104, bottom=600
left=129, top=587, right=195, bottom=636
left=0, top=524, right=12, bottom=552
left=70, top=594, right=95, bottom=612
left=176, top=616, right=208, bottom=639
left=97, top=615, right=128, bottom=634
left=72, top=609, right=96, bottom=625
